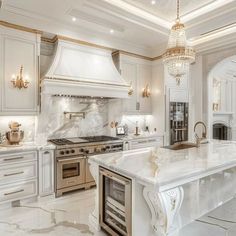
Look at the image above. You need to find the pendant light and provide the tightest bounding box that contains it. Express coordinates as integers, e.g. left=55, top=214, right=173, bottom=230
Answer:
left=163, top=0, right=195, bottom=85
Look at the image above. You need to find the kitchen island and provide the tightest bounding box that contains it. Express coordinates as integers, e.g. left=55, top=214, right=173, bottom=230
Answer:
left=88, top=140, right=236, bottom=236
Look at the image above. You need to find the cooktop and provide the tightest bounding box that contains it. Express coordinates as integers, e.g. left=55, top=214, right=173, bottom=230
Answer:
left=49, top=135, right=120, bottom=145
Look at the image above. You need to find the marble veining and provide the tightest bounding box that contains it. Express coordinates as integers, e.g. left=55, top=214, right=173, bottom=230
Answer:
left=179, top=198, right=236, bottom=236
left=38, top=96, right=110, bottom=141
left=89, top=140, right=236, bottom=190
left=0, top=189, right=107, bottom=236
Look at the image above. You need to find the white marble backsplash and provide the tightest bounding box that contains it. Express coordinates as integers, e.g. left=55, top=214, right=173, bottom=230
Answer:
left=0, top=97, right=154, bottom=144
left=37, top=96, right=110, bottom=142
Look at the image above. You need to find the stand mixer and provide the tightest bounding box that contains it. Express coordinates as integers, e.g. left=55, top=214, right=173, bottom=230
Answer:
left=5, top=121, right=24, bottom=145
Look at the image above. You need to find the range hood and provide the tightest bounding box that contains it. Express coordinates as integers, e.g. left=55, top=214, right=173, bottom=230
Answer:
left=41, top=39, right=129, bottom=98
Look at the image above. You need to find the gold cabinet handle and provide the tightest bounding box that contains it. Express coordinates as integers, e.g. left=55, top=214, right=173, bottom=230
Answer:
left=4, top=171, right=24, bottom=177
left=3, top=156, right=24, bottom=161
left=4, top=189, right=24, bottom=196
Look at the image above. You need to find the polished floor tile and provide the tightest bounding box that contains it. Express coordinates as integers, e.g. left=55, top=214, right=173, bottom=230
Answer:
left=0, top=189, right=236, bottom=236
left=0, top=189, right=107, bottom=236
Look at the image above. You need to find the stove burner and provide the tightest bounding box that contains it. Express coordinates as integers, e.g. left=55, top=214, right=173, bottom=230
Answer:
left=81, top=135, right=120, bottom=143
left=49, top=136, right=120, bottom=146
left=49, top=138, right=73, bottom=145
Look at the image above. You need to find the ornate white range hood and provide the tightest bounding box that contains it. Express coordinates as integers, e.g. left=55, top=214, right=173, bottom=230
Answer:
left=41, top=39, right=129, bottom=98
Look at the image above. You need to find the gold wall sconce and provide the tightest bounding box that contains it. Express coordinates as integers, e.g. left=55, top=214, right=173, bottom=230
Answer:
left=128, top=81, right=134, bottom=96
left=142, top=84, right=151, bottom=98
left=11, top=65, right=30, bottom=89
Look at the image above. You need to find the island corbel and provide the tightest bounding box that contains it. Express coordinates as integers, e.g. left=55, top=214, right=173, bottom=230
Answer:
left=143, top=185, right=184, bottom=236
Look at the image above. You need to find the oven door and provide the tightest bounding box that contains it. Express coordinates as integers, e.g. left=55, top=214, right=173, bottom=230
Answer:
left=57, top=156, right=85, bottom=189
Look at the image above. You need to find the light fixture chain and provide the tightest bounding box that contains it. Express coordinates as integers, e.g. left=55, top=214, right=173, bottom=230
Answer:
left=177, top=0, right=180, bottom=20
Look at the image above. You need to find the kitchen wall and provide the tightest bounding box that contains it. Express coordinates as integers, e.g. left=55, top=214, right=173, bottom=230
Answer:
left=0, top=96, right=155, bottom=144
left=36, top=95, right=109, bottom=143
left=35, top=95, right=153, bottom=144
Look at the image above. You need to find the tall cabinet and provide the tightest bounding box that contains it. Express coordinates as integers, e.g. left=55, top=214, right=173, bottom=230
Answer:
left=0, top=25, right=40, bottom=115
left=113, top=52, right=152, bottom=115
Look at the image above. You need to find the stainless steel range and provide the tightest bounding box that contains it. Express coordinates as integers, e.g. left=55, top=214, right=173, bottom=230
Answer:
left=49, top=136, right=123, bottom=197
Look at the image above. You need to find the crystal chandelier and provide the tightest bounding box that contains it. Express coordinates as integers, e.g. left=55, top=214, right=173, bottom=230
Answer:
left=163, top=0, right=195, bottom=85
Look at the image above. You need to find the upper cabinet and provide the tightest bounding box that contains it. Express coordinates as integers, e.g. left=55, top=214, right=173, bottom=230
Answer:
left=0, top=25, right=40, bottom=115
left=113, top=52, right=152, bottom=115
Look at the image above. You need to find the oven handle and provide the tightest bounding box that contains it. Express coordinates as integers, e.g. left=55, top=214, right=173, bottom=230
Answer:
left=57, top=156, right=85, bottom=163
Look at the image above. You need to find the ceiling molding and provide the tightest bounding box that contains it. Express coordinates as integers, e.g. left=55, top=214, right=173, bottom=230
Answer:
left=0, top=20, right=42, bottom=34
left=86, top=0, right=169, bottom=36
left=182, top=0, right=235, bottom=23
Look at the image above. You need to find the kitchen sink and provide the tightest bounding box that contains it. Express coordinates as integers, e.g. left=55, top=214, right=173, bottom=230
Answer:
left=163, top=142, right=197, bottom=150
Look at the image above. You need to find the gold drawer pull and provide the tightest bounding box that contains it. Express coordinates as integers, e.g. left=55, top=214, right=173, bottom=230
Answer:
left=4, top=189, right=24, bottom=196
left=3, top=157, right=24, bottom=161
left=4, top=171, right=24, bottom=177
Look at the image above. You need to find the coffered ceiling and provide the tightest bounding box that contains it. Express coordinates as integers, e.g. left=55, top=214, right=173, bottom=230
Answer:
left=123, top=0, right=216, bottom=22
left=0, top=0, right=236, bottom=56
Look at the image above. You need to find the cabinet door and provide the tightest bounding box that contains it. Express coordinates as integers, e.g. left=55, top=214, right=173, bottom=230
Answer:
left=121, top=62, right=139, bottom=114
left=1, top=30, right=39, bottom=115
left=139, top=64, right=152, bottom=114
left=38, top=150, right=54, bottom=197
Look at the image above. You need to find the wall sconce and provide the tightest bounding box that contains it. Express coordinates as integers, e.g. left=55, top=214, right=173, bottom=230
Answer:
left=142, top=84, right=151, bottom=98
left=128, top=81, right=134, bottom=96
left=11, top=65, right=30, bottom=89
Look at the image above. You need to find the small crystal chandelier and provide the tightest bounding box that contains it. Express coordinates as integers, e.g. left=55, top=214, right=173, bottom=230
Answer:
left=163, top=0, right=195, bottom=85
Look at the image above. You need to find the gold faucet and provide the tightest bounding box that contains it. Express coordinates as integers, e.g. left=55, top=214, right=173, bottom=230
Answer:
left=194, top=121, right=207, bottom=147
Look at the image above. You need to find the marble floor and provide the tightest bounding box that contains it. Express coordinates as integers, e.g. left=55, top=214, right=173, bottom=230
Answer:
left=0, top=189, right=107, bottom=236
left=0, top=188, right=236, bottom=236
left=180, top=198, right=236, bottom=236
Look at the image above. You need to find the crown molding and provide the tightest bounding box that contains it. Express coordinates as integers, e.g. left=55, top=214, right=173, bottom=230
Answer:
left=0, top=20, right=42, bottom=34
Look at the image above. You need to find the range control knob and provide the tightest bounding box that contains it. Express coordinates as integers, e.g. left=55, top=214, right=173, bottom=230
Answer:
left=85, top=150, right=89, bottom=154
left=65, top=150, right=70, bottom=154
left=71, top=149, right=75, bottom=154
left=60, top=151, right=65, bottom=155
left=80, top=148, right=84, bottom=152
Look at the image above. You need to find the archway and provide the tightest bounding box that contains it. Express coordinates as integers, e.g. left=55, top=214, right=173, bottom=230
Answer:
left=207, top=55, right=236, bottom=140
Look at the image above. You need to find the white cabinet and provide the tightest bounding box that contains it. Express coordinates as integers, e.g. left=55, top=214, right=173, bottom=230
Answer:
left=38, top=149, right=54, bottom=197
left=121, top=62, right=138, bottom=113
left=138, top=64, right=152, bottom=114
left=113, top=52, right=152, bottom=114
left=0, top=26, right=40, bottom=115
left=0, top=151, right=38, bottom=204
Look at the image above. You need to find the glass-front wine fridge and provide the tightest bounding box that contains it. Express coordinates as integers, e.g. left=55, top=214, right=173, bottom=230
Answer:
left=170, top=102, right=189, bottom=145
left=99, top=167, right=132, bottom=236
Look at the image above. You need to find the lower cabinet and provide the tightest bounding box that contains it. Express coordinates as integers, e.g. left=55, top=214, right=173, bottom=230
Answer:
left=0, top=151, right=38, bottom=204
left=38, top=149, right=54, bottom=197
left=127, top=136, right=164, bottom=150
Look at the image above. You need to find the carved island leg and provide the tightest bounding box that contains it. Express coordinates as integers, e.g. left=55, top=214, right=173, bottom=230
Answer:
left=143, top=186, right=184, bottom=236
left=88, top=161, right=101, bottom=231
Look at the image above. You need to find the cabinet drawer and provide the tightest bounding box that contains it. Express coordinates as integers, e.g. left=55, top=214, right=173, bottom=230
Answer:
left=130, top=137, right=163, bottom=150
left=0, top=151, right=37, bottom=166
left=0, top=161, right=37, bottom=185
left=0, top=180, right=37, bottom=204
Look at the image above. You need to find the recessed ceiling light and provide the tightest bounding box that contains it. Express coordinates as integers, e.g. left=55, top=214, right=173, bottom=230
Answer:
left=151, top=0, right=156, bottom=5
left=72, top=17, right=76, bottom=22
left=110, top=29, right=114, bottom=34
left=232, top=60, right=236, bottom=63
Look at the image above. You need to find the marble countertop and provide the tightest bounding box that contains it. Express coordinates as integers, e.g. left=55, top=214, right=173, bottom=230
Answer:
left=0, top=142, right=55, bottom=154
left=89, top=140, right=236, bottom=191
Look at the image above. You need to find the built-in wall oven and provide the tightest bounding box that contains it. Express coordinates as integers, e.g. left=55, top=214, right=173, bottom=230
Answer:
left=99, top=167, right=132, bottom=236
